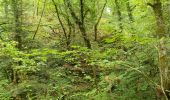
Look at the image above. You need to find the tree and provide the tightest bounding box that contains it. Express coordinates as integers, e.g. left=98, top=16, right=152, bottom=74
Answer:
left=115, top=0, right=123, bottom=33
left=52, top=0, right=74, bottom=49
left=0, top=0, right=170, bottom=99
left=147, top=0, right=166, bottom=38
left=65, top=0, right=91, bottom=49
left=11, top=0, right=23, bottom=49
left=147, top=0, right=170, bottom=99
left=126, top=0, right=135, bottom=33
left=94, top=0, right=107, bottom=41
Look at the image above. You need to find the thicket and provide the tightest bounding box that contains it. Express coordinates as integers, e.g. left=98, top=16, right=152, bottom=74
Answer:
left=0, top=0, right=170, bottom=100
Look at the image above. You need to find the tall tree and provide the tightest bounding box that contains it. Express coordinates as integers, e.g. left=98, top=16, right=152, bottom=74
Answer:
left=52, top=0, right=73, bottom=49
left=3, top=0, right=9, bottom=21
left=11, top=0, right=23, bottom=49
left=147, top=0, right=166, bottom=38
left=126, top=0, right=134, bottom=23
left=126, top=0, right=135, bottom=34
left=115, top=0, right=123, bottom=33
left=147, top=0, right=170, bottom=99
left=94, top=0, right=107, bottom=41
left=32, top=0, right=46, bottom=39
left=65, top=0, right=91, bottom=49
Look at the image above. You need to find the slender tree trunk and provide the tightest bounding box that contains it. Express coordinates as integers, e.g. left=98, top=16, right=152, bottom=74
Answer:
left=148, top=0, right=170, bottom=99
left=37, top=0, right=40, bottom=16
left=12, top=0, right=22, bottom=50
left=126, top=0, right=134, bottom=23
left=79, top=24, right=91, bottom=49
left=33, top=0, right=46, bottom=40
left=115, top=0, right=123, bottom=33
left=65, top=0, right=91, bottom=49
left=66, top=18, right=73, bottom=48
left=158, top=38, right=169, bottom=100
left=79, top=0, right=91, bottom=49
left=126, top=0, right=135, bottom=34
left=167, top=0, right=170, bottom=36
left=52, top=0, right=70, bottom=49
left=94, top=0, right=107, bottom=41
left=4, top=0, right=9, bottom=21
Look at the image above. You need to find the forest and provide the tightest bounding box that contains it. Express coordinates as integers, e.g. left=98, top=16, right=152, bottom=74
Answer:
left=0, top=0, right=170, bottom=100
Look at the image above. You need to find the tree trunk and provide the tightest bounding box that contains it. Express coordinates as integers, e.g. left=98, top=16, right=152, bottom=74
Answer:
left=126, top=0, right=135, bottom=34
left=12, top=0, right=22, bottom=50
left=126, top=0, right=134, bottom=23
left=148, top=0, right=170, bottom=99
left=79, top=24, right=91, bottom=49
left=115, top=0, right=123, bottom=33
left=65, top=0, right=91, bottom=49
left=158, top=38, right=170, bottom=100
left=94, top=0, right=107, bottom=41
left=148, top=0, right=166, bottom=38
left=4, top=0, right=9, bottom=21
left=33, top=0, right=46, bottom=40
left=66, top=18, right=73, bottom=49
left=52, top=0, right=70, bottom=49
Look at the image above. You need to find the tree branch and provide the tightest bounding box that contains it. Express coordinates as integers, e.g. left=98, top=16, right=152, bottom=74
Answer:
left=64, top=0, right=81, bottom=25
left=52, top=0, right=67, bottom=40
left=32, top=0, right=46, bottom=39
left=147, top=3, right=154, bottom=8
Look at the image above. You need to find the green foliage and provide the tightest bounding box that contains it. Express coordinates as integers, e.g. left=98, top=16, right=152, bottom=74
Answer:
left=0, top=35, right=161, bottom=99
left=0, top=0, right=170, bottom=99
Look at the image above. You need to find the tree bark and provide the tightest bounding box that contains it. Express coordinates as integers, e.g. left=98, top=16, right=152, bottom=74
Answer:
left=4, top=0, right=9, bottom=21
left=65, top=0, right=91, bottom=49
left=115, top=0, right=123, bottom=33
left=126, top=0, right=134, bottom=23
left=52, top=0, right=70, bottom=49
left=158, top=38, right=170, bottom=100
left=148, top=0, right=170, bottom=99
left=126, top=0, right=135, bottom=34
left=148, top=0, right=166, bottom=38
left=94, top=0, right=107, bottom=41
left=12, top=0, right=22, bottom=50
left=33, top=0, right=46, bottom=40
